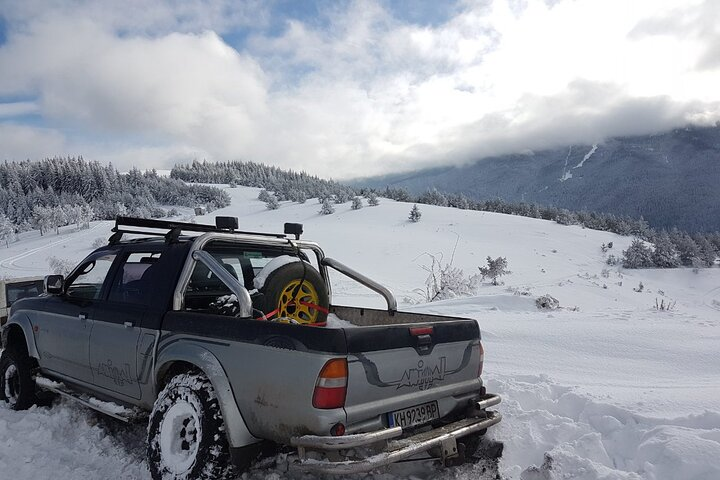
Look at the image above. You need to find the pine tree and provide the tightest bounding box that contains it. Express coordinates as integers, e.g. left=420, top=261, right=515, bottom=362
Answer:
left=351, top=196, right=363, bottom=210
left=622, top=239, right=654, bottom=268
left=258, top=189, right=271, bottom=202
left=367, top=192, right=379, bottom=206
left=652, top=231, right=680, bottom=268
left=265, top=195, right=279, bottom=210
left=409, top=204, right=422, bottom=222
left=319, top=198, right=335, bottom=215
left=0, top=214, right=16, bottom=247
left=478, top=256, right=510, bottom=285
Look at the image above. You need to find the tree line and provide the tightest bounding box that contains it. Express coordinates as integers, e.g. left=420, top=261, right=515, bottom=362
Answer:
left=0, top=157, right=230, bottom=241
left=171, top=160, right=355, bottom=203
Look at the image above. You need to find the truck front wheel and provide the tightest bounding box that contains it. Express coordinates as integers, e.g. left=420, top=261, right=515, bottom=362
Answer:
left=0, top=347, right=37, bottom=410
left=147, top=372, right=233, bottom=480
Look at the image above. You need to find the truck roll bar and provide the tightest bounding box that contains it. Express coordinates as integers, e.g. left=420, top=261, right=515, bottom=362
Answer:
left=321, top=257, right=397, bottom=314
left=192, top=250, right=253, bottom=318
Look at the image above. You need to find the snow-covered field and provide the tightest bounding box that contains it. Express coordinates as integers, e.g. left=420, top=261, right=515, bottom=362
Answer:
left=1, top=186, right=719, bottom=480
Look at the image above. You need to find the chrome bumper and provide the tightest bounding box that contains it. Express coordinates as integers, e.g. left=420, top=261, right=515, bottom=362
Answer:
left=291, top=394, right=502, bottom=475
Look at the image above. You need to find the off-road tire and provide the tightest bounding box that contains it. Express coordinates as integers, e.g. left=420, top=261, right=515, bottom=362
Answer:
left=0, top=347, right=37, bottom=410
left=147, top=372, right=233, bottom=480
left=260, top=262, right=329, bottom=324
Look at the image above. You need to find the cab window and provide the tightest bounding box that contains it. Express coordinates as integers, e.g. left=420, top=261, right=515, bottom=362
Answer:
left=182, top=243, right=300, bottom=315
left=108, top=252, right=162, bottom=305
left=66, top=254, right=117, bottom=300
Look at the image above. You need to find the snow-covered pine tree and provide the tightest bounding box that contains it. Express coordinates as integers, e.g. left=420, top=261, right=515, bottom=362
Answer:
left=622, top=239, right=654, bottom=268
left=0, top=214, right=16, bottom=247
left=334, top=192, right=350, bottom=204
left=478, top=256, right=510, bottom=285
left=652, top=231, right=680, bottom=268
left=351, top=196, right=363, bottom=210
left=319, top=198, right=335, bottom=215
left=693, top=234, right=718, bottom=267
left=265, top=195, right=279, bottom=210
left=258, top=189, right=271, bottom=202
left=409, top=204, right=422, bottom=222
left=367, top=192, right=379, bottom=206
left=417, top=188, right=448, bottom=207
left=32, top=206, right=53, bottom=236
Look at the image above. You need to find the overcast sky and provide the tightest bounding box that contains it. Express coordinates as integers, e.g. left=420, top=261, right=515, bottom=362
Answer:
left=0, top=0, right=718, bottom=179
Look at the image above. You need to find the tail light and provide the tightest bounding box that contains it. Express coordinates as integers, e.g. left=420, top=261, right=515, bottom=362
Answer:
left=312, top=358, right=348, bottom=409
left=477, top=341, right=484, bottom=377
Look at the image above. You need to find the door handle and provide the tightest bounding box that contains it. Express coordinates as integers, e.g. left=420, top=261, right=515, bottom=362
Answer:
left=79, top=313, right=87, bottom=321
left=124, top=321, right=134, bottom=328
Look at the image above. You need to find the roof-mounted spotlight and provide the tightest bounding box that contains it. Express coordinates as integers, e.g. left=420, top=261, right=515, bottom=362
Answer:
left=215, top=216, right=238, bottom=231
left=284, top=223, right=303, bottom=240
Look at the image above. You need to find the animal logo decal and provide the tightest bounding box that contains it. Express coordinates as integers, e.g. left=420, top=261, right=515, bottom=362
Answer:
left=355, top=343, right=475, bottom=391
left=397, top=357, right=447, bottom=390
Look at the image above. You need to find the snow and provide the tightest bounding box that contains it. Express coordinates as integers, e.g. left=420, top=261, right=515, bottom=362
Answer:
left=1, top=185, right=719, bottom=479
left=252, top=255, right=301, bottom=290
left=575, top=144, right=598, bottom=169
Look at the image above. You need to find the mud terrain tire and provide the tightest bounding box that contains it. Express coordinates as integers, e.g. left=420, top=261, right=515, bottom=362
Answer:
left=0, top=347, right=37, bottom=410
left=147, top=372, right=232, bottom=480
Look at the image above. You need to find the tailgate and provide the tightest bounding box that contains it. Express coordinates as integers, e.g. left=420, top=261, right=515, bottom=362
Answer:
left=341, top=316, right=482, bottom=431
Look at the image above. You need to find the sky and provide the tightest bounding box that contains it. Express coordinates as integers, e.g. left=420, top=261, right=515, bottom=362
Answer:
left=0, top=0, right=719, bottom=179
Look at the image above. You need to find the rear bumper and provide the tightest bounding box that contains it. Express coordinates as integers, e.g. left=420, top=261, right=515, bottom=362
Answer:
left=291, top=394, right=502, bottom=474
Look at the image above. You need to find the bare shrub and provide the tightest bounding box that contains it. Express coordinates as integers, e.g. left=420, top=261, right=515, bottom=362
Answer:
left=48, top=256, right=75, bottom=276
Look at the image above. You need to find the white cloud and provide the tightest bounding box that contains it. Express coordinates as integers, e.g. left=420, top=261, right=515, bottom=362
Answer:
left=0, top=0, right=718, bottom=178
left=0, top=124, right=68, bottom=160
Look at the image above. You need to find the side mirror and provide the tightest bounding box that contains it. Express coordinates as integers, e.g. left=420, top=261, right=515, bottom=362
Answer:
left=44, top=275, right=64, bottom=295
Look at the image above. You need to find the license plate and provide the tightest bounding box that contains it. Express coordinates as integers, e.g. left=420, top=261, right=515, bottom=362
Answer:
left=387, top=401, right=439, bottom=428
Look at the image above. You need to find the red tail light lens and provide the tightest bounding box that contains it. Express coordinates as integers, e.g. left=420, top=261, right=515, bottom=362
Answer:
left=477, top=341, right=484, bottom=377
left=312, top=359, right=348, bottom=409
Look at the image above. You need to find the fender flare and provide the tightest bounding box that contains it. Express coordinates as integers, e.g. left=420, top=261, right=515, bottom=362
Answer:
left=155, top=342, right=259, bottom=449
left=1, top=313, right=39, bottom=359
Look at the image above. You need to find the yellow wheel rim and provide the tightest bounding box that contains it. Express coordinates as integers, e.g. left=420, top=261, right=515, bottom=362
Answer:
left=277, top=279, right=321, bottom=324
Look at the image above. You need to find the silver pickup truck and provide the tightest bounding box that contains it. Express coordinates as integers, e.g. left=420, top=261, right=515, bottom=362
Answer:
left=1, top=216, right=501, bottom=479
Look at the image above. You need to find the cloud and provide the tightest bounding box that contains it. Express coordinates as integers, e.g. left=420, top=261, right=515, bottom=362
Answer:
left=0, top=0, right=719, bottom=178
left=0, top=124, right=68, bottom=159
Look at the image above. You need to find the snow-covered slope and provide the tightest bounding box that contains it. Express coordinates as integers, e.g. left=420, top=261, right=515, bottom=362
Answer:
left=1, top=186, right=719, bottom=480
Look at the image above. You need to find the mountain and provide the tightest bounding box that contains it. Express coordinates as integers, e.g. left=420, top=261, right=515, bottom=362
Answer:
left=354, top=125, right=720, bottom=232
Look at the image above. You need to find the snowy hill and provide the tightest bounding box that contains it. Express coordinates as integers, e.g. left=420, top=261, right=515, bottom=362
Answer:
left=1, top=186, right=719, bottom=480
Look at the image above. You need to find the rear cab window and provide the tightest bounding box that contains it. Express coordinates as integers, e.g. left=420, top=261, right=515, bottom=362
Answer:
left=182, top=241, right=307, bottom=315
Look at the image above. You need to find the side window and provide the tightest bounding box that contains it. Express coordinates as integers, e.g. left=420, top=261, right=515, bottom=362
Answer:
left=66, top=254, right=117, bottom=300
left=6, top=280, right=45, bottom=307
left=108, top=252, right=162, bottom=306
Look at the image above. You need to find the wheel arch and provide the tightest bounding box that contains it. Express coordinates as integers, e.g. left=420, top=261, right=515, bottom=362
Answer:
left=154, top=342, right=259, bottom=449
left=1, top=314, right=39, bottom=359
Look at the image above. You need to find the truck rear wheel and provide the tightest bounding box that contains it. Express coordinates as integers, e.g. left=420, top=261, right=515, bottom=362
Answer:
left=0, top=347, right=37, bottom=410
left=147, top=372, right=233, bottom=480
left=260, top=262, right=329, bottom=325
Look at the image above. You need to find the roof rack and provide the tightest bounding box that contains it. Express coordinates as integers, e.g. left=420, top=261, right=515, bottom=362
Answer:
left=110, top=216, right=288, bottom=244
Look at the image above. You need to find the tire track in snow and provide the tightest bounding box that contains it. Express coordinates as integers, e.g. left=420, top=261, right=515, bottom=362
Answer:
left=0, top=222, right=108, bottom=273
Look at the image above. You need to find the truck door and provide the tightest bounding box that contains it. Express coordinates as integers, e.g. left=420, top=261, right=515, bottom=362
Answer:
left=33, top=252, right=118, bottom=383
left=88, top=250, right=162, bottom=399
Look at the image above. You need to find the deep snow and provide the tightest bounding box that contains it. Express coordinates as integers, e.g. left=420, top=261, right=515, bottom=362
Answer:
left=1, top=185, right=719, bottom=480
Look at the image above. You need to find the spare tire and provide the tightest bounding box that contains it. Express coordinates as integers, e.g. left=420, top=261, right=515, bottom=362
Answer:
left=260, top=261, right=329, bottom=325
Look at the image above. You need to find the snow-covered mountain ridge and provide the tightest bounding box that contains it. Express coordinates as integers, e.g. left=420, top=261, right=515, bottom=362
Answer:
left=1, top=186, right=718, bottom=480
left=355, top=125, right=720, bottom=232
